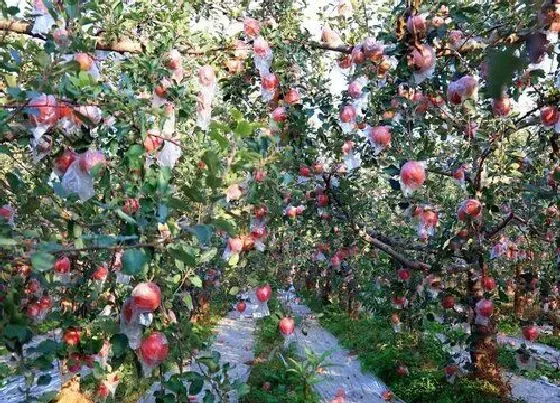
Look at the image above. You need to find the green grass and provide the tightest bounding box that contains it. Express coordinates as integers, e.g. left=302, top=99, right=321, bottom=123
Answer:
left=497, top=318, right=521, bottom=335
left=497, top=346, right=517, bottom=371
left=306, top=296, right=503, bottom=403
left=538, top=334, right=560, bottom=350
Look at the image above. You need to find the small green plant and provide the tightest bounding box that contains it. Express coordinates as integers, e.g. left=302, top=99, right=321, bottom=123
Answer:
left=244, top=298, right=320, bottom=403
left=538, top=334, right=560, bottom=350
left=282, top=347, right=331, bottom=401
left=497, top=346, right=517, bottom=371
left=497, top=318, right=521, bottom=335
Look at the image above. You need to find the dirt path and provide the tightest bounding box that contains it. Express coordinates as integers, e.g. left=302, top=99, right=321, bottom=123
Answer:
left=506, top=372, right=560, bottom=403
left=140, top=291, right=259, bottom=402
left=498, top=333, right=560, bottom=368
left=289, top=302, right=392, bottom=403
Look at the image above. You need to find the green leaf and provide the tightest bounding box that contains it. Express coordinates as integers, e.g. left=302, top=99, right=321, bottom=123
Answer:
left=116, top=210, right=137, bottom=224
left=122, top=248, right=148, bottom=276
left=168, top=245, right=196, bottom=266
left=212, top=218, right=236, bottom=236
left=235, top=120, right=252, bottom=137
left=182, top=293, right=193, bottom=310
left=183, top=185, right=205, bottom=203
left=189, top=377, right=204, bottom=395
left=382, top=165, right=400, bottom=176
left=228, top=286, right=239, bottom=296
left=166, top=374, right=187, bottom=395
left=235, top=382, right=250, bottom=397
left=110, top=333, right=129, bottom=358
left=210, top=128, right=229, bottom=150
left=228, top=253, right=239, bottom=267
left=202, top=390, right=214, bottom=403
left=487, top=49, right=524, bottom=98
left=0, top=238, right=17, bottom=248
left=33, top=340, right=61, bottom=355
left=189, top=225, right=212, bottom=245
left=3, top=324, right=31, bottom=343
left=167, top=198, right=189, bottom=211
left=202, top=151, right=220, bottom=175
left=31, top=251, right=55, bottom=272
left=5, top=172, right=22, bottom=191
left=36, top=374, right=52, bottom=386
left=190, top=275, right=203, bottom=288
left=200, top=248, right=217, bottom=263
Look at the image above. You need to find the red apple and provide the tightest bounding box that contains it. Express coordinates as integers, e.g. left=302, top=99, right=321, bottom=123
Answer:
left=442, top=295, right=455, bottom=309
left=63, top=327, right=81, bottom=345
left=79, top=150, right=106, bottom=174
left=396, top=365, right=409, bottom=377
left=228, top=237, right=243, bottom=253
left=39, top=295, right=53, bottom=311
left=477, top=299, right=493, bottom=317
left=132, top=282, right=161, bottom=312
left=54, top=256, right=71, bottom=274
left=92, top=265, right=108, bottom=281
left=541, top=106, right=559, bottom=126
left=75, top=53, right=93, bottom=71
left=98, top=383, right=110, bottom=398
left=154, top=85, right=167, bottom=98
left=279, top=317, right=295, bottom=335
left=458, top=199, right=482, bottom=221
left=122, top=297, right=136, bottom=324
left=522, top=324, right=539, bottom=342
left=492, top=96, right=511, bottom=117
left=26, top=302, right=42, bottom=319
left=123, top=198, right=140, bottom=214
left=254, top=205, right=268, bottom=219
left=139, top=332, right=169, bottom=367
left=54, top=149, right=78, bottom=175
left=299, top=165, right=311, bottom=177
left=284, top=88, right=301, bottom=105
left=236, top=301, right=247, bottom=313
left=144, top=130, right=163, bottom=153
left=339, top=105, right=356, bottom=123
left=256, top=284, right=272, bottom=303
left=67, top=352, right=82, bottom=372
left=482, top=276, right=496, bottom=291
left=316, top=194, right=329, bottom=207
left=254, top=170, right=267, bottom=182
left=271, top=107, right=287, bottom=122
left=397, top=269, right=410, bottom=281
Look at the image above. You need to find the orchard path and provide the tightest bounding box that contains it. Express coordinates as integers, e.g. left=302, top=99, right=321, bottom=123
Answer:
left=139, top=290, right=259, bottom=403
left=288, top=301, right=393, bottom=403
left=506, top=372, right=560, bottom=403
left=0, top=329, right=65, bottom=403
left=497, top=333, right=560, bottom=368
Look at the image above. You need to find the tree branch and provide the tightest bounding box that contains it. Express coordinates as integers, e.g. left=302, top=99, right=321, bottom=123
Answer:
left=0, top=21, right=143, bottom=53
left=361, top=228, right=431, bottom=271
left=483, top=213, right=529, bottom=239
left=483, top=212, right=515, bottom=238
left=322, top=173, right=432, bottom=269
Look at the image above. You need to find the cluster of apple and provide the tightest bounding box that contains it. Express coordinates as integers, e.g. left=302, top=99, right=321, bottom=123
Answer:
left=119, top=282, right=169, bottom=376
